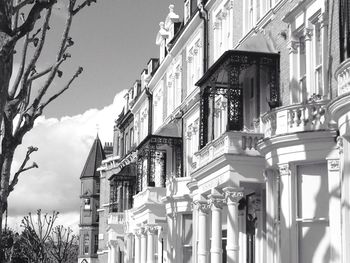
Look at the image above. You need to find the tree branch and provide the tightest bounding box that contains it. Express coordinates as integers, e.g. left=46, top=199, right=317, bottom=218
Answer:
left=12, top=0, right=35, bottom=15
left=12, top=0, right=56, bottom=41
left=8, top=146, right=38, bottom=193
left=39, top=66, right=83, bottom=112
left=16, top=7, right=51, bottom=108
left=9, top=33, right=29, bottom=98
left=72, top=0, right=96, bottom=16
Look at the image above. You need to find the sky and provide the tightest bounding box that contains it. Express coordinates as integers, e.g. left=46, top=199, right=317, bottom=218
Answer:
left=7, top=0, right=183, bottom=232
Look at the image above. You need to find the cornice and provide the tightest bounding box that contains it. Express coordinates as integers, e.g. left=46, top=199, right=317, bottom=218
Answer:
left=328, top=94, right=350, bottom=123
left=258, top=129, right=337, bottom=155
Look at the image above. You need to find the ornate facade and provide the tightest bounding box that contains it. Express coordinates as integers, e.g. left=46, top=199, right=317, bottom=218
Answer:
left=92, top=0, right=350, bottom=263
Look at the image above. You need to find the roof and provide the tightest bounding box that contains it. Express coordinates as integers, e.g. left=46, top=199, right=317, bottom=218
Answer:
left=80, top=135, right=106, bottom=179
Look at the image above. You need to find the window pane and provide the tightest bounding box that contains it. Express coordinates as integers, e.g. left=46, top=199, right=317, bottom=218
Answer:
left=297, top=163, right=329, bottom=219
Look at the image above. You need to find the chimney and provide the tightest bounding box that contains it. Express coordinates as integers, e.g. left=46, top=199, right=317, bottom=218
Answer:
left=103, top=142, right=113, bottom=156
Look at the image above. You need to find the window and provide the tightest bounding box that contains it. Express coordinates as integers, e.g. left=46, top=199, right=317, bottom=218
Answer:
left=289, top=13, right=326, bottom=103
left=96, top=181, right=100, bottom=194
left=182, top=214, right=193, bottom=263
left=340, top=0, right=350, bottom=61
left=296, top=163, right=330, bottom=263
left=243, top=0, right=275, bottom=34
left=187, top=39, right=202, bottom=94
left=130, top=128, right=134, bottom=149
left=185, top=118, right=199, bottom=176
left=84, top=198, right=91, bottom=210
left=313, top=22, right=323, bottom=96
left=84, top=234, right=89, bottom=254
left=94, top=234, right=98, bottom=254
left=213, top=1, right=233, bottom=61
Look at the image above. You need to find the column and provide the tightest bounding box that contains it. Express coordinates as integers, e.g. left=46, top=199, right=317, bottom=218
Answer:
left=157, top=226, right=164, bottom=263
left=135, top=231, right=141, bottom=263
left=279, top=164, right=295, bottom=263
left=327, top=159, right=342, bottom=263
left=108, top=241, right=112, bottom=263
left=223, top=187, right=244, bottom=263
left=193, top=200, right=210, bottom=263
left=209, top=192, right=225, bottom=263
left=110, top=240, right=117, bottom=263
left=146, top=225, right=157, bottom=263
left=125, top=234, right=133, bottom=263
left=140, top=228, right=147, bottom=263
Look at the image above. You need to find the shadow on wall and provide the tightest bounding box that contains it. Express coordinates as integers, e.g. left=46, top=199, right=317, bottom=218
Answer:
left=263, top=128, right=342, bottom=262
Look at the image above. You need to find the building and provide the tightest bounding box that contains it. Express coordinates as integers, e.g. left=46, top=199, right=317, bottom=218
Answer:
left=78, top=135, right=106, bottom=263
left=92, top=0, right=350, bottom=263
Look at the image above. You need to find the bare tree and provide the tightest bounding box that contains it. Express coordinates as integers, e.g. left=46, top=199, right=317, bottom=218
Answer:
left=0, top=0, right=97, bottom=240
left=20, top=209, right=58, bottom=263
left=48, top=225, right=79, bottom=263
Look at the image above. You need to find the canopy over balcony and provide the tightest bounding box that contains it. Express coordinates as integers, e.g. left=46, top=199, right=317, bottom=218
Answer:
left=136, top=135, right=182, bottom=193
left=196, top=50, right=280, bottom=149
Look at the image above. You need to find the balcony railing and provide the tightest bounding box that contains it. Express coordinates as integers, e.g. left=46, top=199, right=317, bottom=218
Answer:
left=193, top=131, right=263, bottom=170
left=261, top=100, right=329, bottom=138
left=336, top=58, right=350, bottom=96
left=107, top=212, right=124, bottom=225
left=133, top=187, right=166, bottom=208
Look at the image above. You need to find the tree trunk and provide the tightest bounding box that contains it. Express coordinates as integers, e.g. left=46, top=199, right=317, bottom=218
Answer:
left=0, top=150, right=14, bottom=237
left=0, top=1, right=14, bottom=138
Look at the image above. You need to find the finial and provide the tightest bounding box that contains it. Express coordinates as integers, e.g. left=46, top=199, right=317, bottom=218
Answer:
left=159, top=22, right=165, bottom=29
left=96, top=124, right=99, bottom=138
left=169, top=4, right=174, bottom=13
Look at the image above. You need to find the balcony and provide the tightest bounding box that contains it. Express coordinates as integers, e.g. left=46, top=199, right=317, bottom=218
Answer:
left=193, top=131, right=263, bottom=171
left=133, top=187, right=166, bottom=208
left=336, top=58, right=350, bottom=96
left=108, top=212, right=124, bottom=225
left=261, top=101, right=329, bottom=139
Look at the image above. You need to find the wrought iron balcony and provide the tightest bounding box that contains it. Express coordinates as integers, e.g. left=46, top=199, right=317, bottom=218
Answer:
left=336, top=58, right=350, bottom=96
left=107, top=212, right=125, bottom=225
left=193, top=131, right=263, bottom=170
left=133, top=187, right=166, bottom=209
left=261, top=100, right=329, bottom=138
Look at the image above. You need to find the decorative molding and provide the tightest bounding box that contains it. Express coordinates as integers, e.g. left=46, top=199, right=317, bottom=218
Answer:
left=303, top=27, right=313, bottom=41
left=278, top=164, right=290, bottom=176
left=288, top=40, right=299, bottom=54
left=328, top=159, right=340, bottom=171
left=146, top=225, right=158, bottom=235
left=209, top=193, right=225, bottom=209
left=192, top=200, right=210, bottom=214
left=223, top=187, right=244, bottom=204
left=337, top=136, right=343, bottom=155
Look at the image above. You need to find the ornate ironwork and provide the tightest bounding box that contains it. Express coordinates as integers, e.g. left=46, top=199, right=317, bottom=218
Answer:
left=136, top=135, right=182, bottom=191
left=197, top=50, right=280, bottom=149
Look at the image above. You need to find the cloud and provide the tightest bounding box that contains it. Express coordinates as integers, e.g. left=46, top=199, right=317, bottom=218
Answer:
left=7, top=89, right=127, bottom=232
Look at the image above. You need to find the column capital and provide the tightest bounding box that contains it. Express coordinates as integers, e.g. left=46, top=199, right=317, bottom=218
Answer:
left=303, top=27, right=313, bottom=41
left=288, top=40, right=299, bottom=54
left=192, top=200, right=210, bottom=214
left=223, top=187, right=244, bottom=204
left=145, top=225, right=158, bottom=235
left=328, top=159, right=340, bottom=171
left=208, top=193, right=225, bottom=209
left=278, top=163, right=290, bottom=176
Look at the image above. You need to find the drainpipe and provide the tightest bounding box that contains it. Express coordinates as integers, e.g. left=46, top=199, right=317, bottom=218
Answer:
left=198, top=1, right=209, bottom=73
